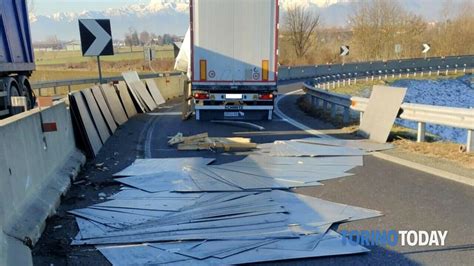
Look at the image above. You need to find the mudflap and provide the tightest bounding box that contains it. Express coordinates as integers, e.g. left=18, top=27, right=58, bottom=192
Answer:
left=196, top=109, right=272, bottom=121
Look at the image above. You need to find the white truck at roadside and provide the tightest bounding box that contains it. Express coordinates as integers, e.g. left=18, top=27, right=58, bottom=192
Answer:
left=181, top=0, right=279, bottom=121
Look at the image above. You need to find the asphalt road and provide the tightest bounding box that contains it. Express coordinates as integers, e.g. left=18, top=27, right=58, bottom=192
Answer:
left=33, top=86, right=474, bottom=265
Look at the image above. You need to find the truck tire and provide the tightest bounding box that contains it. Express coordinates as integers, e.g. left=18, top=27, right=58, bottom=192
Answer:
left=18, top=76, right=35, bottom=109
left=5, top=77, right=22, bottom=115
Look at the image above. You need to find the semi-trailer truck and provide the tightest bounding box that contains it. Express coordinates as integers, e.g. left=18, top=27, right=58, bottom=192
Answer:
left=190, top=0, right=279, bottom=120
left=0, top=0, right=35, bottom=117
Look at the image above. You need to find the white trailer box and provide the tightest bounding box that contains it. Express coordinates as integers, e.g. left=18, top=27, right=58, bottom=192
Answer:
left=191, top=0, right=279, bottom=120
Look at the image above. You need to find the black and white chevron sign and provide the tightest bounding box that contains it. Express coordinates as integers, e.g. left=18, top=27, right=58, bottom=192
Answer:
left=79, top=19, right=114, bottom=57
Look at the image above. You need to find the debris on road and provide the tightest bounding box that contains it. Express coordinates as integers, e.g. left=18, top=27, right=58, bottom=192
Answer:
left=358, top=85, right=407, bottom=143
left=168, top=132, right=257, bottom=151
left=211, top=120, right=266, bottom=131
left=68, top=138, right=382, bottom=264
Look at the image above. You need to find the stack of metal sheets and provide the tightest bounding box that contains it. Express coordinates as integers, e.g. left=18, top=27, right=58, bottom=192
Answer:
left=71, top=187, right=381, bottom=264
left=70, top=140, right=383, bottom=264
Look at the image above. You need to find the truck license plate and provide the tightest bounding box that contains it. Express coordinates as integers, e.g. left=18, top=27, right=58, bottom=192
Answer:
left=226, top=94, right=243, bottom=100
left=225, top=105, right=243, bottom=110
left=224, top=111, right=244, bottom=117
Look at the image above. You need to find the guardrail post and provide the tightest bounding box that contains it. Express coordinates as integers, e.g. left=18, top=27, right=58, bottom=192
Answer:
left=323, top=100, right=328, bottom=111
left=68, top=85, right=72, bottom=93
left=310, top=95, right=316, bottom=106
left=53, top=86, right=57, bottom=95
left=417, top=122, right=426, bottom=142
left=331, top=103, right=336, bottom=118
left=343, top=107, right=350, bottom=124
left=38, top=88, right=42, bottom=96
left=467, top=130, right=473, bottom=153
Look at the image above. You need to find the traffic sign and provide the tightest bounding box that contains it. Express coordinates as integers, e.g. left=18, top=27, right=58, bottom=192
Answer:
left=79, top=19, right=114, bottom=57
left=422, top=43, right=431, bottom=54
left=340, top=45, right=349, bottom=56
left=144, top=47, right=156, bottom=61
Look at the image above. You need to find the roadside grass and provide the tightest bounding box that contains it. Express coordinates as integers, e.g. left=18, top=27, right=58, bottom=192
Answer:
left=324, top=71, right=472, bottom=96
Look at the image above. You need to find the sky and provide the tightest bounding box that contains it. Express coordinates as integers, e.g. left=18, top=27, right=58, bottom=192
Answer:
left=33, top=0, right=149, bottom=15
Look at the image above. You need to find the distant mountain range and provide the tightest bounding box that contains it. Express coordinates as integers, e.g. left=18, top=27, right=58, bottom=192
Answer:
left=29, top=0, right=456, bottom=42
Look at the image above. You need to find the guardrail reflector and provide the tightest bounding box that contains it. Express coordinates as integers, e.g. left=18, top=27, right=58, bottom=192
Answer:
left=200, top=60, right=207, bottom=81
left=262, top=60, right=269, bottom=81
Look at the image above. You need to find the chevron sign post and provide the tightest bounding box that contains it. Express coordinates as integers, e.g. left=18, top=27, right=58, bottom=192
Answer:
left=79, top=19, right=114, bottom=83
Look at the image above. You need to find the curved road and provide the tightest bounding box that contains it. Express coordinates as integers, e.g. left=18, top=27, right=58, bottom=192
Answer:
left=33, top=84, right=474, bottom=265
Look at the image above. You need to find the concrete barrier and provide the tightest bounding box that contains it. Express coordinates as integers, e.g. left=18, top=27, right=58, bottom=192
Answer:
left=0, top=101, right=85, bottom=265
left=152, top=74, right=187, bottom=100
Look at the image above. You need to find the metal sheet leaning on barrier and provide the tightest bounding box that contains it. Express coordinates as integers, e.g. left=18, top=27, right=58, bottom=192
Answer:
left=0, top=101, right=85, bottom=265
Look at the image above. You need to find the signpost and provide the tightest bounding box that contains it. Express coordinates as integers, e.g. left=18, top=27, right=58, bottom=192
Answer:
left=79, top=19, right=114, bottom=84
left=422, top=43, right=431, bottom=59
left=144, top=47, right=156, bottom=62
left=395, top=44, right=402, bottom=59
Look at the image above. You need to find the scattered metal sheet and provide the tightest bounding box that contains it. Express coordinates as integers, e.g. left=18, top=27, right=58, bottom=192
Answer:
left=129, top=80, right=157, bottom=111
left=113, top=158, right=215, bottom=176
left=69, top=92, right=102, bottom=156
left=91, top=86, right=117, bottom=133
left=115, top=172, right=198, bottom=193
left=71, top=154, right=383, bottom=264
left=260, top=141, right=366, bottom=157
left=211, top=120, right=265, bottom=131
left=215, top=230, right=370, bottom=265
left=358, top=85, right=407, bottom=143
left=81, top=88, right=110, bottom=144
left=97, top=244, right=190, bottom=265
left=116, top=82, right=138, bottom=118
left=101, top=84, right=128, bottom=125
left=176, top=239, right=277, bottom=259
left=145, top=79, right=166, bottom=106
left=237, top=154, right=364, bottom=166
left=293, top=138, right=394, bottom=152
left=122, top=71, right=146, bottom=112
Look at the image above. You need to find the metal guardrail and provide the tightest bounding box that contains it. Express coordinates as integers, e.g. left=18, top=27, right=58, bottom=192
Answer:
left=304, top=80, right=474, bottom=153
left=278, top=55, right=473, bottom=81
left=31, top=72, right=183, bottom=96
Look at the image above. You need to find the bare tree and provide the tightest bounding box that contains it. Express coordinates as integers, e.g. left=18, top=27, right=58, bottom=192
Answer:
left=285, top=5, right=320, bottom=58
left=139, top=31, right=151, bottom=46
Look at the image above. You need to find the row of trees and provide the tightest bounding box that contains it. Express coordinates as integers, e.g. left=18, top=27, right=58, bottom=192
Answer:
left=124, top=29, right=180, bottom=51
left=282, top=0, right=474, bottom=65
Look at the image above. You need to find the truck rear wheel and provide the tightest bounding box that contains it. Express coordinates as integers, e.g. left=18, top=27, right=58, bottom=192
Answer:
left=18, top=76, right=35, bottom=109
left=5, top=77, right=22, bottom=115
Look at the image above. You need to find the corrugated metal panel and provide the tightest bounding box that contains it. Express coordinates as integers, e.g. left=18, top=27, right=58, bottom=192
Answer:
left=192, top=0, right=277, bottom=85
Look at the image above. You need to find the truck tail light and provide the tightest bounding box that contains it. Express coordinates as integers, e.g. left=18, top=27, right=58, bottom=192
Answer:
left=262, top=60, right=269, bottom=81
left=194, top=92, right=209, bottom=100
left=259, top=93, right=273, bottom=100
left=200, top=60, right=207, bottom=81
